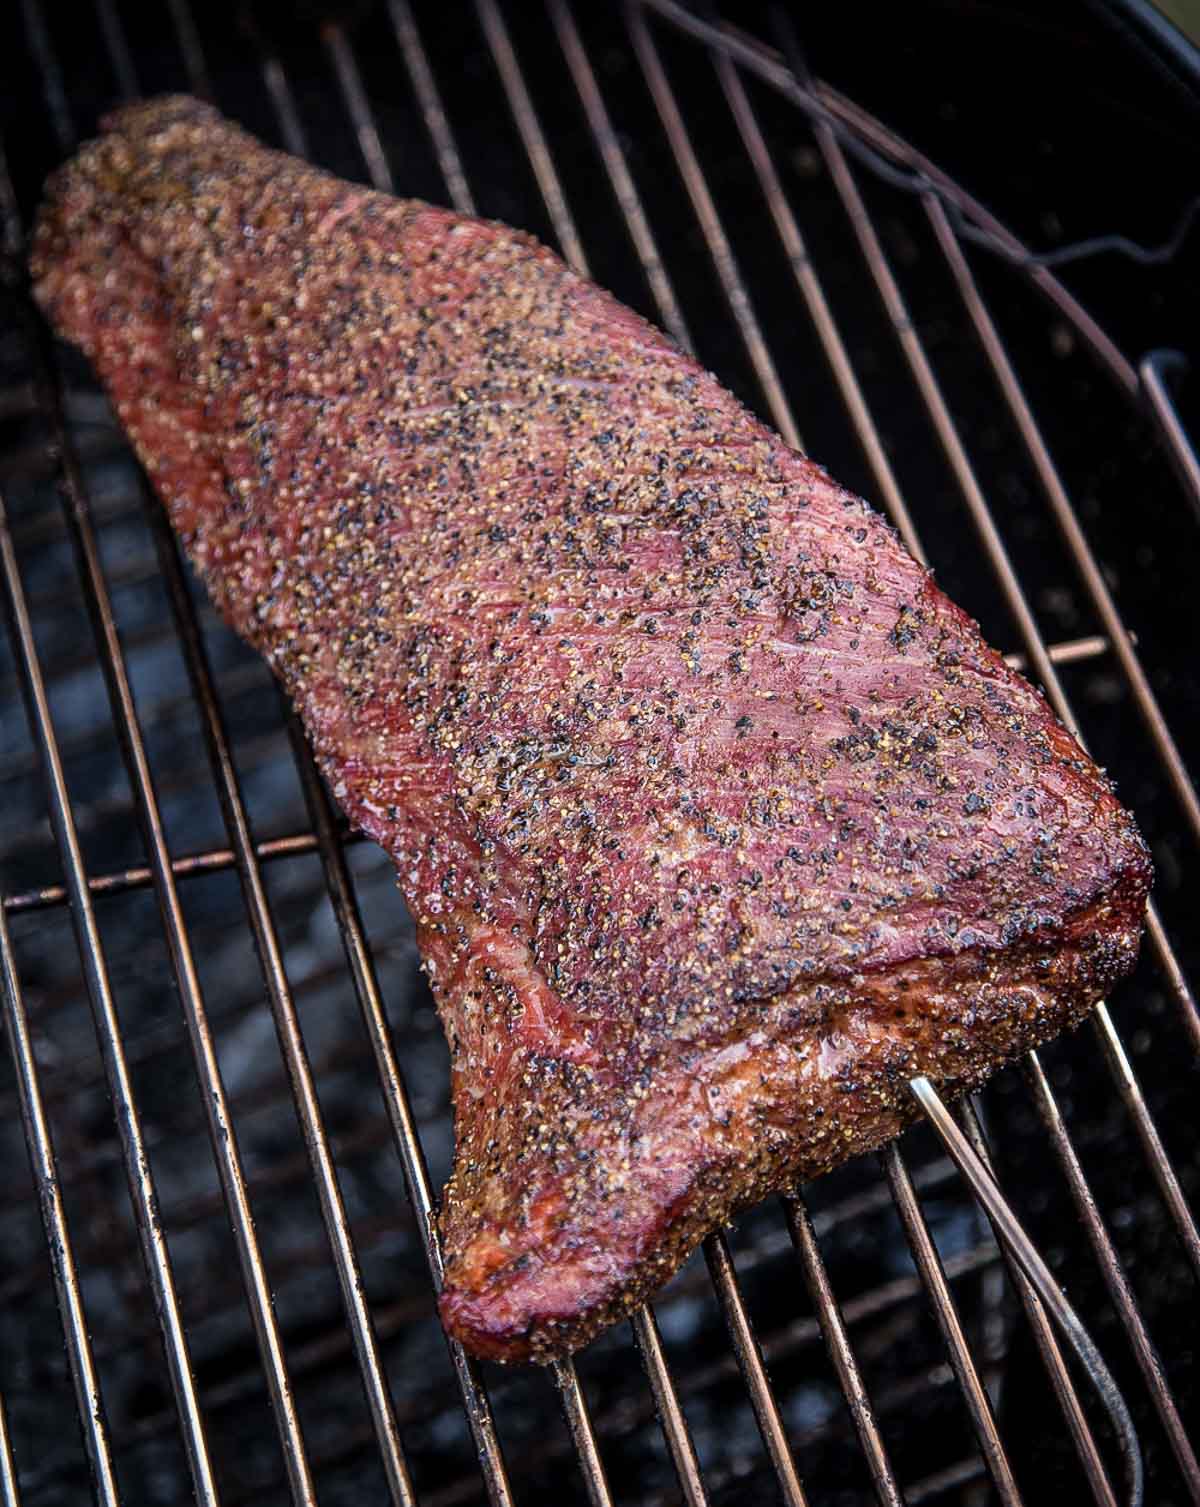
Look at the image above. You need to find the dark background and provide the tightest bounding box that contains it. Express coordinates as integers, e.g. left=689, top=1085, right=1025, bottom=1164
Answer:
left=0, top=2, right=1197, bottom=1504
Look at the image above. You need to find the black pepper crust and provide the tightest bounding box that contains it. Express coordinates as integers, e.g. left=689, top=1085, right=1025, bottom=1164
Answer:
left=30, top=97, right=1152, bottom=1363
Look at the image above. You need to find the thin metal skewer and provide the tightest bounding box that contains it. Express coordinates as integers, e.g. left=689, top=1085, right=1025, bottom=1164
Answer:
left=911, top=1075, right=1144, bottom=1507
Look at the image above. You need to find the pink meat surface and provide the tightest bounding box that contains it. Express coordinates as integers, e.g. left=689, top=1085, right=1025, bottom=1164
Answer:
left=31, top=97, right=1150, bottom=1361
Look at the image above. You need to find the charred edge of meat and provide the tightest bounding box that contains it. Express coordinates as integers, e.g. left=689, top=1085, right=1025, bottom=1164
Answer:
left=438, top=884, right=1144, bottom=1362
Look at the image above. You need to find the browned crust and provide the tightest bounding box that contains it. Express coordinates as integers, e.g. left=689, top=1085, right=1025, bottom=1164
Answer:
left=25, top=96, right=1152, bottom=1367
left=439, top=880, right=1145, bottom=1361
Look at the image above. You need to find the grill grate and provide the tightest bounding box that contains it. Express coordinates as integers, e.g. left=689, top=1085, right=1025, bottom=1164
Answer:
left=0, top=3, right=1197, bottom=1505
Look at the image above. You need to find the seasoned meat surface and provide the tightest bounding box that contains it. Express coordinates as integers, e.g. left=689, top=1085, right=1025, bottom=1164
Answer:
left=32, top=97, right=1151, bottom=1362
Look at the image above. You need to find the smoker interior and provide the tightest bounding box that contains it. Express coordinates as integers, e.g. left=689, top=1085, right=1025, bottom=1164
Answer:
left=0, top=2, right=1197, bottom=1504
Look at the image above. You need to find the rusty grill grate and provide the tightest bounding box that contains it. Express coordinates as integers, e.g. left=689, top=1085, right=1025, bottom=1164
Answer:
left=0, top=2, right=1197, bottom=1505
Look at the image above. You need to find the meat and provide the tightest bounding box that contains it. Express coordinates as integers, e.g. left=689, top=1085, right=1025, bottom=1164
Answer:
left=31, top=96, right=1151, bottom=1364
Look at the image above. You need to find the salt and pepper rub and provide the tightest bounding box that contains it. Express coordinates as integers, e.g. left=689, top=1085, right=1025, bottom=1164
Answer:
left=32, top=98, right=1151, bottom=1361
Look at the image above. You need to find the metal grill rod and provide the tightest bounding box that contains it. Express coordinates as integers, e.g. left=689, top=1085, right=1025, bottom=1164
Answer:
left=0, top=879, right=119, bottom=1507
left=0, top=156, right=18, bottom=265
left=639, top=0, right=1138, bottom=394
left=294, top=13, right=618, bottom=1500
left=241, top=32, right=512, bottom=1504
left=956, top=1099, right=1118, bottom=1507
left=629, top=1308, right=709, bottom=1507
left=913, top=1077, right=1143, bottom=1507
left=259, top=55, right=308, bottom=159
left=2, top=826, right=353, bottom=915
left=925, top=209, right=1200, bottom=849
left=641, top=0, right=1200, bottom=873
left=151, top=472, right=419, bottom=1507
left=0, top=1383, right=19, bottom=1507
left=882, top=1145, right=1021, bottom=1504
left=388, top=0, right=476, bottom=217
left=704, top=37, right=923, bottom=563
left=1090, top=1005, right=1200, bottom=1285
left=1023, top=1054, right=1200, bottom=1500
left=386, top=0, right=475, bottom=217
left=779, top=12, right=1200, bottom=1064
left=0, top=206, right=219, bottom=1507
left=545, top=0, right=691, bottom=350
left=697, top=10, right=1198, bottom=1486
left=620, top=8, right=1025, bottom=1499
left=92, top=0, right=137, bottom=100
left=702, top=57, right=1132, bottom=1498
left=782, top=1192, right=904, bottom=1507
left=762, top=15, right=1200, bottom=1262
left=323, top=24, right=396, bottom=197
left=14, top=151, right=319, bottom=1487
left=15, top=0, right=71, bottom=153
left=789, top=22, right=1200, bottom=1274
left=1139, top=350, right=1200, bottom=521
left=702, top=1231, right=809, bottom=1505
left=808, top=23, right=1200, bottom=880
left=623, top=2, right=801, bottom=452
left=463, top=6, right=812, bottom=1497
left=285, top=709, right=516, bottom=1507
left=551, top=1362, right=615, bottom=1507
left=163, top=0, right=213, bottom=101
left=905, top=1456, right=988, bottom=1506
left=475, top=0, right=591, bottom=279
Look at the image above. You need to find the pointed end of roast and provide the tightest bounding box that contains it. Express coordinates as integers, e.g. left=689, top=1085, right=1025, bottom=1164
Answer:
left=434, top=876, right=1151, bottom=1365
left=436, top=1161, right=695, bottom=1364
left=438, top=1258, right=611, bottom=1365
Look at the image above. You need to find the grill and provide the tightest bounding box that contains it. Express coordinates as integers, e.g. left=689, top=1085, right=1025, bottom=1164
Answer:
left=0, top=2, right=1197, bottom=1504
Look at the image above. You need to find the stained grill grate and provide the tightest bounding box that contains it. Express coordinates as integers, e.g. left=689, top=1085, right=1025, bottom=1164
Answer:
left=0, top=3, right=1197, bottom=1506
